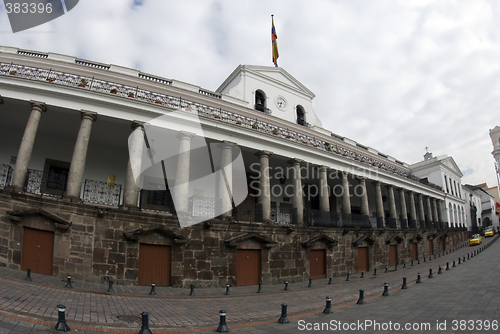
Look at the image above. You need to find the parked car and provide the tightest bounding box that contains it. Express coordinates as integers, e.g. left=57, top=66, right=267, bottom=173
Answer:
left=469, top=234, right=482, bottom=246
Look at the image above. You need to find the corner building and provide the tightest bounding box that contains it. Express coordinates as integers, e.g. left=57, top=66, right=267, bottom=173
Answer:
left=0, top=47, right=467, bottom=287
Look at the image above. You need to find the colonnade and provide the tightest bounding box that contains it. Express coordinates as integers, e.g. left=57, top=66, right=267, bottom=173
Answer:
left=8, top=102, right=447, bottom=229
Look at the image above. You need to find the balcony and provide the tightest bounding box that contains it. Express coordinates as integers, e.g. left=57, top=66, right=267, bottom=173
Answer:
left=0, top=163, right=13, bottom=188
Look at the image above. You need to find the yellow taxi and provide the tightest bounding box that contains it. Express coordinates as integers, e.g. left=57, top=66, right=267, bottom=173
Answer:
left=469, top=234, right=482, bottom=246
left=484, top=226, right=494, bottom=237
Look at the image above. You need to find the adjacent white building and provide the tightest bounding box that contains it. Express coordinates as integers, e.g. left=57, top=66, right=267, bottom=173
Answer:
left=410, top=152, right=466, bottom=228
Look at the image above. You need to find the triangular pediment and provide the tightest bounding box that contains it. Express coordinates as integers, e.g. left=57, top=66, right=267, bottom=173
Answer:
left=217, top=65, right=315, bottom=99
left=440, top=156, right=463, bottom=177
left=7, top=208, right=72, bottom=230
left=123, top=225, right=188, bottom=244
left=224, top=233, right=277, bottom=249
left=302, top=235, right=338, bottom=248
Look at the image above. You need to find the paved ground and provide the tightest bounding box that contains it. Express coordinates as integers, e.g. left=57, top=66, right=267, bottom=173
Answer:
left=0, top=236, right=496, bottom=334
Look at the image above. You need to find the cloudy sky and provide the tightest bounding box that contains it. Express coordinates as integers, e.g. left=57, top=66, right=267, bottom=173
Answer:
left=1, top=0, right=499, bottom=189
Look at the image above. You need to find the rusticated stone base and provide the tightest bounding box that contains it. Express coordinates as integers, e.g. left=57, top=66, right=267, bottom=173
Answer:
left=0, top=190, right=469, bottom=287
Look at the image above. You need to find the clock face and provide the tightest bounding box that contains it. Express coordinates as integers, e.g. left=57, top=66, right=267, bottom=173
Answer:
left=275, top=96, right=288, bottom=111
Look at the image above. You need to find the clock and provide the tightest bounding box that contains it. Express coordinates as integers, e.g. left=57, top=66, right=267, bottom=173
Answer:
left=275, top=96, right=288, bottom=111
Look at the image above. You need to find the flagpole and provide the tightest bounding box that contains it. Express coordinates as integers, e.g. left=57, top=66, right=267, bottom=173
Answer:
left=272, top=14, right=278, bottom=67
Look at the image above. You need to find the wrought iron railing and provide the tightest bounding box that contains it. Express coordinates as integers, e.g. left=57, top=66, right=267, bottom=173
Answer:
left=271, top=206, right=298, bottom=225
left=408, top=219, right=418, bottom=229
left=400, top=219, right=408, bottom=229
left=24, top=169, right=67, bottom=198
left=82, top=179, right=122, bottom=206
left=376, top=217, right=385, bottom=228
left=425, top=221, right=434, bottom=229
left=304, top=210, right=372, bottom=229
left=234, top=201, right=263, bottom=223
left=139, top=189, right=175, bottom=213
left=0, top=61, right=423, bottom=181
left=0, top=163, right=13, bottom=188
left=386, top=217, right=398, bottom=229
left=188, top=196, right=221, bottom=218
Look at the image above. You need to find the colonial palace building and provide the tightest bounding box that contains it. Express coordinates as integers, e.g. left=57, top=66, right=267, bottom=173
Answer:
left=0, top=46, right=467, bottom=287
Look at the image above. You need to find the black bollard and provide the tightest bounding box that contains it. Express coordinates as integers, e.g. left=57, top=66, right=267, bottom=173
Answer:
left=430, top=256, right=432, bottom=261
left=394, top=264, right=398, bottom=271
left=411, top=260, right=413, bottom=266
left=284, top=281, right=289, bottom=291
left=418, top=259, right=420, bottom=264
left=308, top=278, right=312, bottom=287
left=446, top=262, right=449, bottom=271
left=438, top=266, right=442, bottom=274
left=278, top=304, right=289, bottom=324
left=257, top=281, right=262, bottom=293
left=403, top=263, right=406, bottom=269
left=190, top=284, right=195, bottom=296
left=323, top=296, right=333, bottom=314
left=55, top=304, right=70, bottom=332
left=401, top=277, right=408, bottom=289
left=65, top=275, right=73, bottom=289
left=357, top=289, right=365, bottom=304
left=467, top=253, right=470, bottom=259
left=434, top=254, right=437, bottom=259
left=382, top=282, right=389, bottom=296
left=463, top=256, right=466, bottom=262
left=424, top=257, right=426, bottom=263
left=108, top=279, right=115, bottom=293
left=138, top=312, right=153, bottom=334
left=328, top=276, right=332, bottom=285
left=225, top=284, right=230, bottom=295
left=385, top=266, right=388, bottom=273
left=216, top=310, right=229, bottom=332
left=438, top=253, right=441, bottom=258
left=345, top=273, right=350, bottom=281
left=373, top=268, right=377, bottom=276
left=416, top=273, right=422, bottom=283
left=25, top=268, right=31, bottom=282
left=360, top=271, right=364, bottom=278
left=428, top=268, right=433, bottom=278
left=149, top=283, right=156, bottom=296
left=457, top=258, right=460, bottom=265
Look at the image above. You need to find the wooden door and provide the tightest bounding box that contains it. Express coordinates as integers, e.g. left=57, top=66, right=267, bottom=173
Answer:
left=138, top=243, right=171, bottom=286
left=310, top=249, right=326, bottom=280
left=411, top=243, right=418, bottom=261
left=357, top=247, right=369, bottom=272
left=237, top=249, right=261, bottom=286
left=428, top=240, right=433, bottom=256
left=440, top=239, right=445, bottom=252
left=389, top=245, right=398, bottom=267
left=21, top=227, right=54, bottom=275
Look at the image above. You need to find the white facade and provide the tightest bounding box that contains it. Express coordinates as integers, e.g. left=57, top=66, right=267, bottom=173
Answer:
left=490, top=126, right=500, bottom=187
left=462, top=185, right=481, bottom=231
left=410, top=152, right=466, bottom=227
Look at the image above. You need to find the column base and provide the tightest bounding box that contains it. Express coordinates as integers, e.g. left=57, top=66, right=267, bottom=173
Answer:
left=62, top=195, right=82, bottom=203
left=120, top=204, right=141, bottom=212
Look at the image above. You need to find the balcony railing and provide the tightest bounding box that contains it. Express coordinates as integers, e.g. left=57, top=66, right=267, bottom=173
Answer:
left=139, top=189, right=175, bottom=213
left=0, top=61, right=420, bottom=181
left=82, top=179, right=122, bottom=207
left=24, top=168, right=67, bottom=198
left=304, top=210, right=372, bottom=229
left=234, top=201, right=262, bottom=223
left=0, top=163, right=13, bottom=188
left=271, top=206, right=298, bottom=225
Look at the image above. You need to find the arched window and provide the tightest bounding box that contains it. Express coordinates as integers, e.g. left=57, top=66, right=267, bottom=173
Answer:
left=254, top=90, right=267, bottom=112
left=296, top=105, right=306, bottom=126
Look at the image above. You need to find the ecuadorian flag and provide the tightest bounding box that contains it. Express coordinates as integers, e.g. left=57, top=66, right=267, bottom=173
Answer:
left=272, top=16, right=279, bottom=66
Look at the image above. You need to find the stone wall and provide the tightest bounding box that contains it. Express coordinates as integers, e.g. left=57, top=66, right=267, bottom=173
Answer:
left=0, top=190, right=468, bottom=287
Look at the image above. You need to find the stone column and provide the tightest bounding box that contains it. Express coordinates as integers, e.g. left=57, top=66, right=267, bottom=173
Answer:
left=426, top=197, right=433, bottom=225
left=288, top=158, right=304, bottom=224
left=373, top=181, right=385, bottom=220
left=399, top=188, right=408, bottom=223
left=174, top=132, right=195, bottom=215
left=318, top=166, right=330, bottom=212
left=408, top=191, right=417, bottom=222
left=437, top=200, right=444, bottom=224
left=340, top=171, right=351, bottom=214
left=65, top=111, right=97, bottom=200
left=219, top=141, right=234, bottom=218
left=123, top=121, right=145, bottom=209
left=10, top=101, right=47, bottom=190
left=387, top=185, right=397, bottom=219
left=417, top=194, right=425, bottom=226
left=359, top=177, right=369, bottom=216
left=256, top=151, right=272, bottom=222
